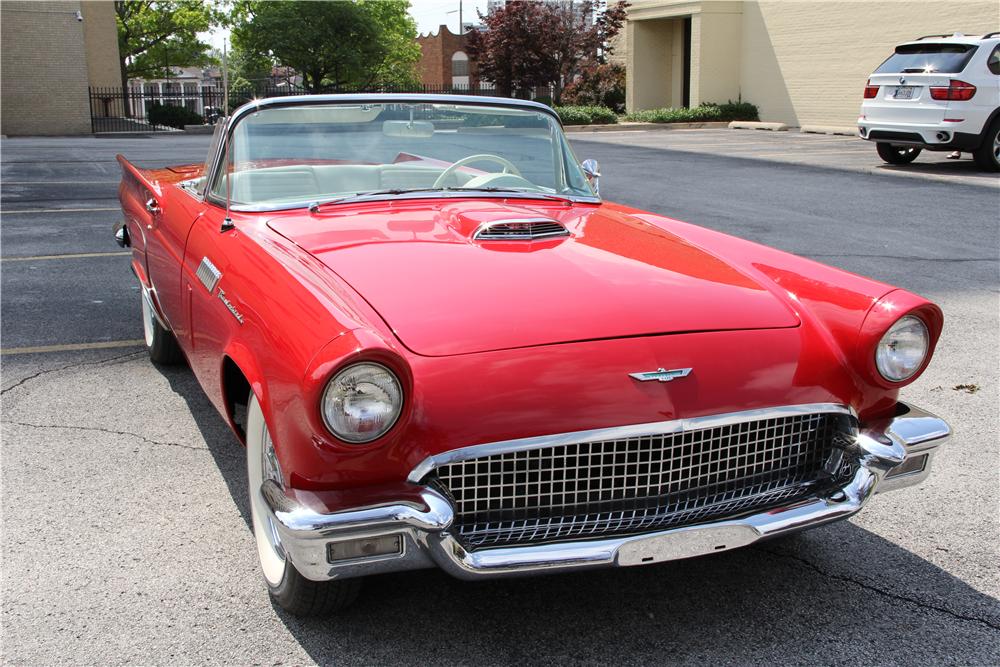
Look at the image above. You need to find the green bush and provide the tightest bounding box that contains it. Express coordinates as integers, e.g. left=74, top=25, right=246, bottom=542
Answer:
left=147, top=103, right=204, bottom=129
left=623, top=101, right=759, bottom=123
left=554, top=105, right=619, bottom=126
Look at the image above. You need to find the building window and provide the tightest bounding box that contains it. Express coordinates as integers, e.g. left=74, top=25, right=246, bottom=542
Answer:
left=452, top=51, right=470, bottom=87
left=452, top=51, right=469, bottom=76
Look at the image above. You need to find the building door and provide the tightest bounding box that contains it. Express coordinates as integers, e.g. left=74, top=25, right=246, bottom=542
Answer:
left=682, top=17, right=692, bottom=108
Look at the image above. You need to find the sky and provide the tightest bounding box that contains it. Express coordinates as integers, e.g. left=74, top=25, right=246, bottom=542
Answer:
left=201, top=0, right=490, bottom=51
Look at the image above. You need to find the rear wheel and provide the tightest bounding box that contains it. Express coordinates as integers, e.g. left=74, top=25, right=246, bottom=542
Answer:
left=141, top=289, right=183, bottom=364
left=876, top=143, right=921, bottom=164
left=972, top=119, right=1000, bottom=172
left=246, top=394, right=362, bottom=616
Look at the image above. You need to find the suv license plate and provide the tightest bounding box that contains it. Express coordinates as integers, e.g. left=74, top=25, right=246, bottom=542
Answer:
left=894, top=86, right=915, bottom=99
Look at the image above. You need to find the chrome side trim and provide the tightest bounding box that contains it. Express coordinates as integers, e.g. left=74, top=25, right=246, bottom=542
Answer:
left=406, top=403, right=855, bottom=483
left=261, top=401, right=949, bottom=582
left=196, top=257, right=221, bottom=293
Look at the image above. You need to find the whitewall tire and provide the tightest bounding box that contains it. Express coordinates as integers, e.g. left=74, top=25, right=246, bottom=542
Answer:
left=245, top=393, right=361, bottom=615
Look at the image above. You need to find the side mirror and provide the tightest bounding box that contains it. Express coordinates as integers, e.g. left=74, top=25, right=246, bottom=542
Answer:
left=581, top=159, right=600, bottom=196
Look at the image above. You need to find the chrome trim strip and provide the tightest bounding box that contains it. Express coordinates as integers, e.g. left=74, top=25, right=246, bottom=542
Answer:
left=260, top=401, right=949, bottom=582
left=196, top=257, right=221, bottom=293
left=406, top=403, right=856, bottom=483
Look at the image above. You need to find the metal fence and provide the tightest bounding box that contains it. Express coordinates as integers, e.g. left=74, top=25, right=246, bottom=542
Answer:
left=90, top=83, right=551, bottom=133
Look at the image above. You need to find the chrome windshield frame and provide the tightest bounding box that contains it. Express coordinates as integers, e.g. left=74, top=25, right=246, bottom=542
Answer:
left=203, top=94, right=600, bottom=211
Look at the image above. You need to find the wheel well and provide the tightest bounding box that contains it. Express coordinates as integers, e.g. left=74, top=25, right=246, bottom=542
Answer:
left=222, top=356, right=252, bottom=442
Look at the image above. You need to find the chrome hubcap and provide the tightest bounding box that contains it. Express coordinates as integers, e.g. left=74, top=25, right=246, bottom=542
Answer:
left=993, top=130, right=999, bottom=160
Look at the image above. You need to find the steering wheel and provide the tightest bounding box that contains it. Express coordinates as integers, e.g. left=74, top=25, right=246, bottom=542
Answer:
left=433, top=154, right=523, bottom=189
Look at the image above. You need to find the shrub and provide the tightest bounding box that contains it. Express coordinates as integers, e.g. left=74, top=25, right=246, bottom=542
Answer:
left=561, top=64, right=626, bottom=113
left=554, top=105, right=618, bottom=125
left=147, top=102, right=204, bottom=129
left=623, top=101, right=759, bottom=123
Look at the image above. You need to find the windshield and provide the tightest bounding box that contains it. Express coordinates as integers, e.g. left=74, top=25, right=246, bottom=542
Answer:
left=210, top=101, right=596, bottom=209
left=874, top=43, right=977, bottom=74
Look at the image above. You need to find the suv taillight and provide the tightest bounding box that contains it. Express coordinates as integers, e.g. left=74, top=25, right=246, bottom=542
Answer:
left=864, top=80, right=879, bottom=99
left=929, top=79, right=976, bottom=101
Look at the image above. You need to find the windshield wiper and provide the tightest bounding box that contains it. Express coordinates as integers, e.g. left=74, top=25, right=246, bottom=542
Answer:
left=447, top=186, right=577, bottom=203
left=308, top=188, right=446, bottom=211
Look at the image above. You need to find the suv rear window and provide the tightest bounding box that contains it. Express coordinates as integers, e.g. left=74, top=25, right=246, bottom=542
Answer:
left=875, top=43, right=978, bottom=74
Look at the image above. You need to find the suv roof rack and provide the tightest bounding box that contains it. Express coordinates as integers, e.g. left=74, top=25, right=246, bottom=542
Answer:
left=982, top=32, right=1000, bottom=39
left=916, top=33, right=953, bottom=40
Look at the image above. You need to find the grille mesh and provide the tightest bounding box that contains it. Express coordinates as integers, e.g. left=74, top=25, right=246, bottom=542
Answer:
left=431, top=412, right=854, bottom=549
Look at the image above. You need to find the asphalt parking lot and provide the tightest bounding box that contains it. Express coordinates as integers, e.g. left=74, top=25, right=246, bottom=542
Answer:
left=2, top=129, right=998, bottom=665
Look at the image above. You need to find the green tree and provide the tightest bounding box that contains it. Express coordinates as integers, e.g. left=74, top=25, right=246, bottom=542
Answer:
left=115, top=1, right=220, bottom=97
left=231, top=0, right=420, bottom=93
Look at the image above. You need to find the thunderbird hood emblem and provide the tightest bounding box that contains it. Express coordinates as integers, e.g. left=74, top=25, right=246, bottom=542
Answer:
left=629, top=368, right=692, bottom=383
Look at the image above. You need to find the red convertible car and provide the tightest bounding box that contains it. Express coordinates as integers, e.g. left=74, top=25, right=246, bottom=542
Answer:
left=116, top=95, right=950, bottom=615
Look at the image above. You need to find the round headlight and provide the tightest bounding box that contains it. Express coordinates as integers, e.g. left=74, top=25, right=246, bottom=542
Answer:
left=321, top=363, right=403, bottom=443
left=875, top=315, right=929, bottom=382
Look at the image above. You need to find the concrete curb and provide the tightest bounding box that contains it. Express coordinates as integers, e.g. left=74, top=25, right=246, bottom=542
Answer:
left=565, top=121, right=730, bottom=133
left=94, top=132, right=153, bottom=138
left=728, top=121, right=789, bottom=131
left=801, top=125, right=858, bottom=136
left=183, top=125, right=215, bottom=135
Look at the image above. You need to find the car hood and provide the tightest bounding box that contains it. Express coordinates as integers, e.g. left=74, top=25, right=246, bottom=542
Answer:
left=267, top=199, right=800, bottom=356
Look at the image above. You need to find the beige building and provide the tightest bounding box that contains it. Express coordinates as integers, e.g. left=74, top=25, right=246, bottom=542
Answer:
left=1, top=0, right=120, bottom=136
left=622, top=0, right=998, bottom=128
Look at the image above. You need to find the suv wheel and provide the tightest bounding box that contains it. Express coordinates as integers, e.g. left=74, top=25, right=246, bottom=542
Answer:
left=876, top=143, right=921, bottom=165
left=972, top=118, right=1000, bottom=172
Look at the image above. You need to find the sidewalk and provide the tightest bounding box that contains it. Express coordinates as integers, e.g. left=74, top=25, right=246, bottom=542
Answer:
left=570, top=128, right=999, bottom=188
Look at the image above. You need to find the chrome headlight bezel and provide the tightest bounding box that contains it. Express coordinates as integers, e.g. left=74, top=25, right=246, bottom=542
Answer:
left=875, top=315, right=930, bottom=382
left=321, top=362, right=404, bottom=444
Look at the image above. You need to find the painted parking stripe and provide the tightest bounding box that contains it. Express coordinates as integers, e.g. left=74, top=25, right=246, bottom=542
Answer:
left=0, top=207, right=120, bottom=214
left=1, top=181, right=119, bottom=185
left=1, top=340, right=145, bottom=355
left=2, top=251, right=130, bottom=262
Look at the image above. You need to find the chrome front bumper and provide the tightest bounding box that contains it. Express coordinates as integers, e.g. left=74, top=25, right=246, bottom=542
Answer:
left=261, top=402, right=950, bottom=582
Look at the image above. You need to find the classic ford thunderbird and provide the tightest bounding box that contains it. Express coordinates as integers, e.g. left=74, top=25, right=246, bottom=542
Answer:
left=116, top=95, right=950, bottom=615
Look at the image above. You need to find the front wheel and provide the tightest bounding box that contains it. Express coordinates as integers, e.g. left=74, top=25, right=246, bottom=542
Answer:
left=246, top=394, right=362, bottom=616
left=972, top=119, right=1000, bottom=172
left=876, top=143, right=921, bottom=164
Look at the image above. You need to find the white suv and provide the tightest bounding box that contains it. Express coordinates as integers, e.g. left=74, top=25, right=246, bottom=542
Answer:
left=859, top=33, right=1000, bottom=172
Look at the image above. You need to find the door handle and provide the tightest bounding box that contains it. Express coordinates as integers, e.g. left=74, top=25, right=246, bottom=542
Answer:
left=145, top=198, right=161, bottom=216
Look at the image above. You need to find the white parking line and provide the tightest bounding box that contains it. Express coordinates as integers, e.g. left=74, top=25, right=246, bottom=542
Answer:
left=1, top=340, right=145, bottom=355
left=0, top=207, right=120, bottom=214
left=1, top=181, right=119, bottom=185
left=2, top=251, right=130, bottom=262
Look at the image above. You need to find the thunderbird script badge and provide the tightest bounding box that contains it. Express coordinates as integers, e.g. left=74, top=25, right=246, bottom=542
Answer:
left=629, top=368, right=692, bottom=383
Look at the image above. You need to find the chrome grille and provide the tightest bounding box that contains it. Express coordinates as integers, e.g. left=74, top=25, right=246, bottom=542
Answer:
left=473, top=218, right=569, bottom=241
left=431, top=412, right=855, bottom=549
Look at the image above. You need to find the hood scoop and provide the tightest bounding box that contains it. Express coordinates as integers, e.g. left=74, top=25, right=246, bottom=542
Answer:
left=473, top=217, right=569, bottom=241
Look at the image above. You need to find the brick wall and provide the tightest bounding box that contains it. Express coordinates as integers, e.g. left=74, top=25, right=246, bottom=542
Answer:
left=1, top=0, right=121, bottom=135
left=416, top=25, right=477, bottom=86
left=2, top=0, right=91, bottom=135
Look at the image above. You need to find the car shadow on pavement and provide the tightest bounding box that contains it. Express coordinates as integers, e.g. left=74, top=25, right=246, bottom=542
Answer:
left=160, top=364, right=1000, bottom=664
